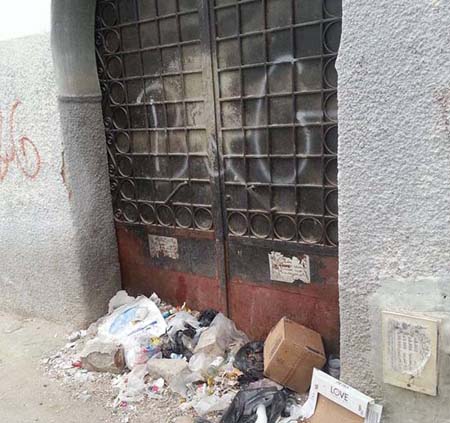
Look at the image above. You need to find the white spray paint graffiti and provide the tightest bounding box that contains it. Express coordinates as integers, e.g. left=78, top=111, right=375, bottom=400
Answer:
left=137, top=80, right=186, bottom=178
left=134, top=53, right=323, bottom=205
left=149, top=99, right=160, bottom=172
left=224, top=54, right=316, bottom=210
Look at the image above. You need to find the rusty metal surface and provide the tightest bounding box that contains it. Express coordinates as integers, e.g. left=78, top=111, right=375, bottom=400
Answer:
left=117, top=222, right=339, bottom=352
left=228, top=254, right=339, bottom=353
left=116, top=224, right=228, bottom=311
left=96, top=0, right=341, bottom=353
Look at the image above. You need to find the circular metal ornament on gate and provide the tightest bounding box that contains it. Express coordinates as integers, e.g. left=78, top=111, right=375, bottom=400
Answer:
left=274, top=215, right=297, bottom=241
left=250, top=213, right=271, bottom=239
left=228, top=212, right=248, bottom=236
left=194, top=208, right=213, bottom=230
left=175, top=206, right=193, bottom=228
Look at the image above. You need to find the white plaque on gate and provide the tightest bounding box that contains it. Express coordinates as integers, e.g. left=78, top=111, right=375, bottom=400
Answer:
left=268, top=252, right=310, bottom=284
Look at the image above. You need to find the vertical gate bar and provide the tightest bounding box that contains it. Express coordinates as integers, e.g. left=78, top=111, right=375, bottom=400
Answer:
left=320, top=1, right=326, bottom=244
left=261, top=0, right=273, bottom=238
left=154, top=0, right=172, bottom=218
left=133, top=0, right=155, bottom=206
left=290, top=0, right=299, bottom=242
left=199, top=0, right=229, bottom=315
left=235, top=2, right=249, bottom=238
left=114, top=0, right=135, bottom=213
left=174, top=0, right=193, bottom=221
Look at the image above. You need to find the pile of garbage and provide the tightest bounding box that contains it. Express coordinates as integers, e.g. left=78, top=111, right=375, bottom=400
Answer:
left=45, top=290, right=377, bottom=423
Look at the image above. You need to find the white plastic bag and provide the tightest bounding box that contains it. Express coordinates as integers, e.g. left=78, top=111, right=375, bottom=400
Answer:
left=97, top=296, right=167, bottom=369
left=169, top=368, right=204, bottom=398
left=188, top=352, right=212, bottom=374
left=113, top=364, right=149, bottom=406
left=166, top=311, right=200, bottom=341
left=188, top=353, right=225, bottom=377
left=122, top=334, right=162, bottom=369
left=108, top=290, right=135, bottom=314
left=99, top=296, right=167, bottom=341
left=194, top=313, right=249, bottom=358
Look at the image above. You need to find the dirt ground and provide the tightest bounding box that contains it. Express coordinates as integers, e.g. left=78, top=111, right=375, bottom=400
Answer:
left=0, top=311, right=191, bottom=423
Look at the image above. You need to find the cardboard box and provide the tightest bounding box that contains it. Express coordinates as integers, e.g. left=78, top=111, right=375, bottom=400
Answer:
left=263, top=317, right=326, bottom=393
left=308, top=395, right=364, bottom=423
left=302, top=369, right=383, bottom=423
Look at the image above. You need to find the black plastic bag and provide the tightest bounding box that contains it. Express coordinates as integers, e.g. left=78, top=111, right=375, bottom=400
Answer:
left=234, top=341, right=264, bottom=384
left=160, top=323, right=197, bottom=359
left=220, top=388, right=287, bottom=423
left=198, top=309, right=219, bottom=327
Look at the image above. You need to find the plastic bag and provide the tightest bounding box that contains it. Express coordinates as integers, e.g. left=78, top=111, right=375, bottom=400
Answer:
left=164, top=311, right=200, bottom=359
left=277, top=403, right=304, bottom=423
left=113, top=364, right=148, bottom=406
left=193, top=392, right=235, bottom=416
left=97, top=296, right=167, bottom=369
left=99, top=296, right=167, bottom=341
left=220, top=388, right=286, bottom=423
left=108, top=290, right=135, bottom=314
left=169, top=368, right=204, bottom=398
left=247, top=379, right=283, bottom=391
left=123, top=335, right=162, bottom=369
left=194, top=313, right=249, bottom=357
left=255, top=404, right=267, bottom=423
left=198, top=309, right=219, bottom=327
left=167, top=311, right=199, bottom=340
left=234, top=341, right=264, bottom=384
left=188, top=352, right=224, bottom=376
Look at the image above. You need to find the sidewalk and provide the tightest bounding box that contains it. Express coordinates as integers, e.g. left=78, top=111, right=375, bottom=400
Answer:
left=0, top=312, right=177, bottom=423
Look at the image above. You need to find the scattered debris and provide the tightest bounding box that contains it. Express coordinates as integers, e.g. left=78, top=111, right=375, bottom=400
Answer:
left=147, top=359, right=189, bottom=385
left=80, top=339, right=125, bottom=374
left=174, top=417, right=195, bottom=423
left=67, top=330, right=86, bottom=343
left=44, top=291, right=377, bottom=423
left=193, top=392, right=235, bottom=416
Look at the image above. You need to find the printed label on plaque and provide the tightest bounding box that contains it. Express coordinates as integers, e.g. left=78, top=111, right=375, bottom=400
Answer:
left=148, top=235, right=179, bottom=260
left=382, top=311, right=439, bottom=396
left=268, top=252, right=310, bottom=284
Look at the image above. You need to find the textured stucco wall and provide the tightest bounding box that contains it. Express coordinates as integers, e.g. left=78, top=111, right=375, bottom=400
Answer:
left=0, top=34, right=82, bottom=320
left=338, top=0, right=450, bottom=421
left=0, top=4, right=120, bottom=325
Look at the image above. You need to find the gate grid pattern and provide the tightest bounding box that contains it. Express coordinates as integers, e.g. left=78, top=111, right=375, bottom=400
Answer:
left=95, top=0, right=340, bottom=247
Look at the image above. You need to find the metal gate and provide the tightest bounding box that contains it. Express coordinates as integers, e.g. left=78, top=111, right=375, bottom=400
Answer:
left=95, top=0, right=340, bottom=352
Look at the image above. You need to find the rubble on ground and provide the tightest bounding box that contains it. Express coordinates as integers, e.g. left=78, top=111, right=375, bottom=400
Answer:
left=44, top=290, right=349, bottom=423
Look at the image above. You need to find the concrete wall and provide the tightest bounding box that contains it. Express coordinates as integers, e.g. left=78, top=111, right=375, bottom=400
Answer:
left=0, top=0, right=120, bottom=326
left=338, top=0, right=450, bottom=421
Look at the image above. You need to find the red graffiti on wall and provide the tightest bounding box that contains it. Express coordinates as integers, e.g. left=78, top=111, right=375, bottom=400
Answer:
left=0, top=100, right=41, bottom=182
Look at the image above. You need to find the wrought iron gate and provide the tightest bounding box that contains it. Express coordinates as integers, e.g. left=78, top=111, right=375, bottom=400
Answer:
left=96, top=0, right=340, bottom=352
